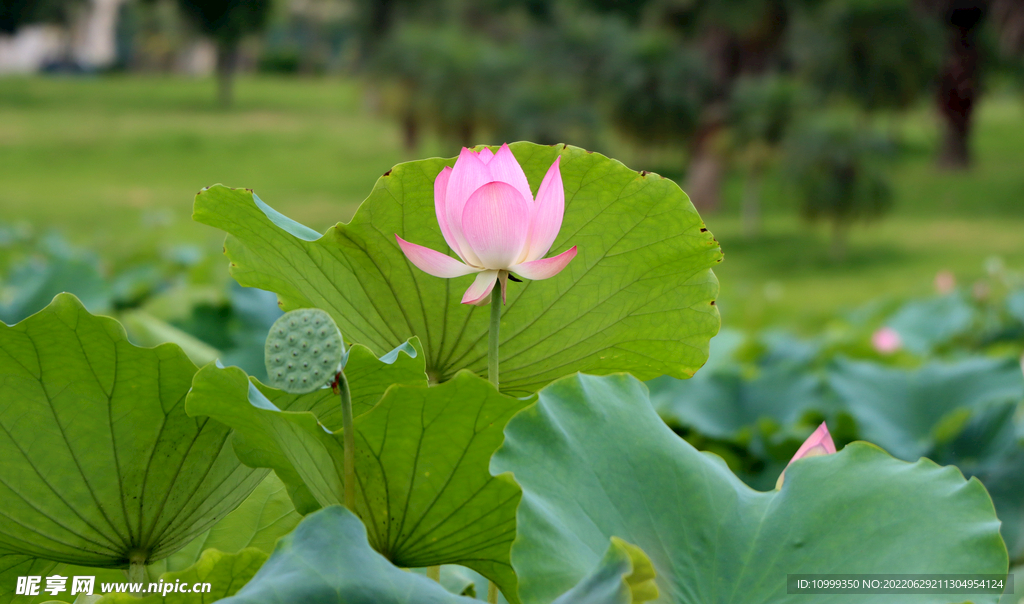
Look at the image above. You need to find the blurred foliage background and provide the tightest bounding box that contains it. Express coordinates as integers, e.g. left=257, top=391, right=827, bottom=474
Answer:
left=3, top=0, right=1024, bottom=586
left=1, top=0, right=1023, bottom=333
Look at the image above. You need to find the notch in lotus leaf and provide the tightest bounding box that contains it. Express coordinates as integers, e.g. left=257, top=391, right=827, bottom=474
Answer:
left=265, top=308, right=345, bottom=394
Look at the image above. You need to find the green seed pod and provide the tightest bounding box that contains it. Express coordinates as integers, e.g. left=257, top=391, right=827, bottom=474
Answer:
left=265, top=308, right=344, bottom=393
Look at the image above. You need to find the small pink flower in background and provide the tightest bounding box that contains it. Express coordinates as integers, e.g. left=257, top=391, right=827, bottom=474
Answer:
left=934, top=270, right=956, bottom=295
left=871, top=327, right=902, bottom=355
left=396, top=144, right=577, bottom=306
left=776, top=422, right=837, bottom=489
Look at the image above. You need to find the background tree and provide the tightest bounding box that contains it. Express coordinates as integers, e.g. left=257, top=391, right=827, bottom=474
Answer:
left=175, top=0, right=272, bottom=107
left=728, top=74, right=805, bottom=237
left=1, top=0, right=81, bottom=34
left=784, top=116, right=894, bottom=261
left=791, top=0, right=941, bottom=113
left=1, top=0, right=85, bottom=66
left=601, top=27, right=710, bottom=168
left=915, top=0, right=990, bottom=169
left=644, top=0, right=791, bottom=212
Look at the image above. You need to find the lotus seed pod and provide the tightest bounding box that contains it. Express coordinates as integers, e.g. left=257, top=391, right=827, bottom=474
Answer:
left=265, top=308, right=344, bottom=394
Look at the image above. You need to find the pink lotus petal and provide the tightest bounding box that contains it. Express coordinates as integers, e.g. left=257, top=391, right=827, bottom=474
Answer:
left=521, top=156, right=565, bottom=262
left=432, top=166, right=467, bottom=262
left=486, top=144, right=534, bottom=211
left=776, top=422, right=836, bottom=489
left=871, top=327, right=902, bottom=355
left=445, top=147, right=492, bottom=266
left=476, top=147, right=495, bottom=164
left=510, top=246, right=577, bottom=281
left=461, top=270, right=499, bottom=305
left=395, top=235, right=481, bottom=279
left=461, top=182, right=531, bottom=270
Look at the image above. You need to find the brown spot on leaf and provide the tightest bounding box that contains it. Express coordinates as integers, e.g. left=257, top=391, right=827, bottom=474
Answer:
left=710, top=300, right=716, bottom=305
left=700, top=228, right=708, bottom=232
left=383, top=169, right=392, bottom=177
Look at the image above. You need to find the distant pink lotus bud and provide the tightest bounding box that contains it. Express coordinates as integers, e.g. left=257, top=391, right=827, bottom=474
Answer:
left=934, top=270, right=956, bottom=295
left=395, top=144, right=577, bottom=305
left=871, top=327, right=902, bottom=355
left=776, top=422, right=837, bottom=489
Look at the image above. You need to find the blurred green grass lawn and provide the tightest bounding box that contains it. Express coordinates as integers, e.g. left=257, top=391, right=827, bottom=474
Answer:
left=1, top=75, right=1022, bottom=332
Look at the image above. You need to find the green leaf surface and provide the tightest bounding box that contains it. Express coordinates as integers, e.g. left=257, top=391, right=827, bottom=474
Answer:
left=551, top=538, right=658, bottom=604
left=649, top=365, right=827, bottom=441
left=221, top=506, right=658, bottom=604
left=492, top=373, right=1007, bottom=604
left=0, top=556, right=59, bottom=604
left=221, top=506, right=478, bottom=604
left=95, top=548, right=267, bottom=604
left=1, top=474, right=299, bottom=604
left=885, top=293, right=976, bottom=354
left=121, top=311, right=222, bottom=367
left=192, top=142, right=722, bottom=395
left=0, top=250, right=109, bottom=326
left=187, top=366, right=531, bottom=601
left=186, top=339, right=426, bottom=514
left=1008, top=290, right=1024, bottom=325
left=148, top=473, right=301, bottom=579
left=828, top=357, right=1024, bottom=460
left=0, top=294, right=265, bottom=567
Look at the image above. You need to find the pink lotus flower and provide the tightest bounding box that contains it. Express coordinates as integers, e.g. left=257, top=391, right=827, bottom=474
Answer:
left=871, top=327, right=902, bottom=355
left=776, top=422, right=837, bottom=489
left=395, top=144, right=577, bottom=305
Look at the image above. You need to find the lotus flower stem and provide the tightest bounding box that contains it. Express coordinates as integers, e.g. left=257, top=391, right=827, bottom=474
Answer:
left=488, top=286, right=501, bottom=388
left=128, top=551, right=147, bottom=586
left=487, top=284, right=502, bottom=602
left=338, top=370, right=356, bottom=510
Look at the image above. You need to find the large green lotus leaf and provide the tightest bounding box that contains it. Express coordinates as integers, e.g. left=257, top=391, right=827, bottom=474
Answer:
left=0, top=474, right=299, bottom=604
left=187, top=366, right=531, bottom=600
left=192, top=142, right=722, bottom=395
left=1000, top=564, right=1023, bottom=604
left=0, top=294, right=266, bottom=567
left=885, top=293, right=976, bottom=355
left=648, top=365, right=828, bottom=441
left=220, top=506, right=656, bottom=604
left=828, top=357, right=1024, bottom=460
left=147, top=473, right=301, bottom=579
left=0, top=249, right=110, bottom=326
left=0, top=556, right=59, bottom=604
left=492, top=373, right=1007, bottom=604
left=1008, top=290, right=1024, bottom=325
left=933, top=403, right=1024, bottom=562
left=96, top=548, right=268, bottom=604
left=186, top=339, right=426, bottom=514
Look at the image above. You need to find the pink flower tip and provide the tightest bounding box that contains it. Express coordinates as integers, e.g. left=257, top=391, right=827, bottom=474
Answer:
left=871, top=327, right=902, bottom=355
left=776, top=422, right=837, bottom=489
